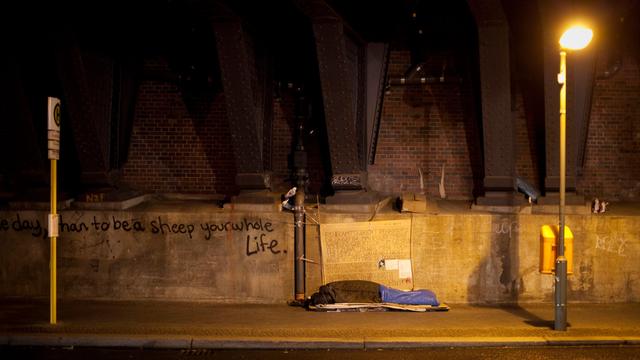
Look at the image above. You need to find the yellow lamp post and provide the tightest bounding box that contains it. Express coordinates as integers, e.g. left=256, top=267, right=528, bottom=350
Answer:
left=555, top=25, right=592, bottom=331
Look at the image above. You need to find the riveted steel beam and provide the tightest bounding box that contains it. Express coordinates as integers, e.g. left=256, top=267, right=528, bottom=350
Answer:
left=538, top=0, right=592, bottom=194
left=570, top=48, right=596, bottom=177
left=0, top=55, right=46, bottom=187
left=469, top=0, right=522, bottom=205
left=299, top=0, right=366, bottom=190
left=366, top=43, right=389, bottom=166
left=55, top=29, right=110, bottom=187
left=211, top=4, right=271, bottom=190
left=110, top=59, right=141, bottom=171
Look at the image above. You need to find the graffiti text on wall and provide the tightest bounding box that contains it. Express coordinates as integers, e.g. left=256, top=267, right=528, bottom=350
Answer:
left=0, top=213, right=284, bottom=256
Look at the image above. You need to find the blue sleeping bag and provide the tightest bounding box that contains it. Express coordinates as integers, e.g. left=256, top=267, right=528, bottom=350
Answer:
left=379, top=284, right=440, bottom=306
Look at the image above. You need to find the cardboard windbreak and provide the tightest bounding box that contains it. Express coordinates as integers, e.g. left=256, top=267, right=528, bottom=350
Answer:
left=320, top=219, right=414, bottom=290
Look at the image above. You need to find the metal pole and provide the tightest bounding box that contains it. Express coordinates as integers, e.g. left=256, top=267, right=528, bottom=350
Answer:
left=47, top=96, right=61, bottom=324
left=293, top=91, right=308, bottom=303
left=294, top=177, right=306, bottom=302
left=50, top=159, right=57, bottom=324
left=555, top=50, right=568, bottom=331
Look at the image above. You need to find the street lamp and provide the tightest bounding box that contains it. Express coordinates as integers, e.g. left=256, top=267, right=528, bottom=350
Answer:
left=555, top=25, right=592, bottom=331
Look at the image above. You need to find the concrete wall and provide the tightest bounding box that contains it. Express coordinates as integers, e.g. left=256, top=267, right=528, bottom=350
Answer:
left=306, top=212, right=640, bottom=304
left=1, top=209, right=638, bottom=304
left=0, top=210, right=293, bottom=303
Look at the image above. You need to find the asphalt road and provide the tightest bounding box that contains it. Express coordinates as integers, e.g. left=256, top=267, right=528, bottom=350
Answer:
left=3, top=346, right=640, bottom=360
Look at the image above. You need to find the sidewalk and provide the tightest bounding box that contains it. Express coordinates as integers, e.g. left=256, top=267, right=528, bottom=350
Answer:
left=1, top=299, right=639, bottom=349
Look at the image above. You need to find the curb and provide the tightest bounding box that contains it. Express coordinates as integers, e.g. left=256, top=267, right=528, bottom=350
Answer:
left=3, top=334, right=640, bottom=349
left=1, top=334, right=191, bottom=349
left=364, top=336, right=549, bottom=348
left=191, top=336, right=364, bottom=349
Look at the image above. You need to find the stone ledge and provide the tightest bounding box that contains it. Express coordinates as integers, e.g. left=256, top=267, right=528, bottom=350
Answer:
left=8, top=199, right=74, bottom=211
left=532, top=204, right=591, bottom=215
left=471, top=204, right=533, bottom=214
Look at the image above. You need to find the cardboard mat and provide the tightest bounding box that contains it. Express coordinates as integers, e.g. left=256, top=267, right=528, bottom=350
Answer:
left=310, top=302, right=450, bottom=312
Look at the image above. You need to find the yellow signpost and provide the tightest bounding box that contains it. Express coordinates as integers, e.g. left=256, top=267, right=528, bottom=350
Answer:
left=47, top=97, right=61, bottom=324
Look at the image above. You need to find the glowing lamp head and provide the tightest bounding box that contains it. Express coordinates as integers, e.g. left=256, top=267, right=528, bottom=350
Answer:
left=559, top=26, right=593, bottom=50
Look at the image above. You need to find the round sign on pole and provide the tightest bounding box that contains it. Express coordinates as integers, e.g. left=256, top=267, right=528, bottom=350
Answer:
left=54, top=103, right=61, bottom=127
left=48, top=97, right=61, bottom=160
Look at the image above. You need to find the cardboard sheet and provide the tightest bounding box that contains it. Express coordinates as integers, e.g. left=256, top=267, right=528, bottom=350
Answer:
left=320, top=219, right=413, bottom=289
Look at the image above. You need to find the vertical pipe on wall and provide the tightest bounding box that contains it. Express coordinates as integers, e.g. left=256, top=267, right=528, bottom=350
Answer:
left=294, top=180, right=306, bottom=301
left=293, top=89, right=308, bottom=302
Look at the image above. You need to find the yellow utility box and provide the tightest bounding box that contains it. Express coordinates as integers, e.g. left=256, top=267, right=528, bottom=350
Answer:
left=539, top=225, right=573, bottom=275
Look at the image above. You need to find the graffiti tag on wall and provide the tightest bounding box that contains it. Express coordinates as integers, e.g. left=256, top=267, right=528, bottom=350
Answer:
left=595, top=234, right=626, bottom=256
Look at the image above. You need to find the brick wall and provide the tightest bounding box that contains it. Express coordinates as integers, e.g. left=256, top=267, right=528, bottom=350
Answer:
left=368, top=50, right=482, bottom=199
left=121, top=58, right=313, bottom=196
left=579, top=55, right=640, bottom=200
left=121, top=53, right=639, bottom=201
left=121, top=58, right=236, bottom=194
